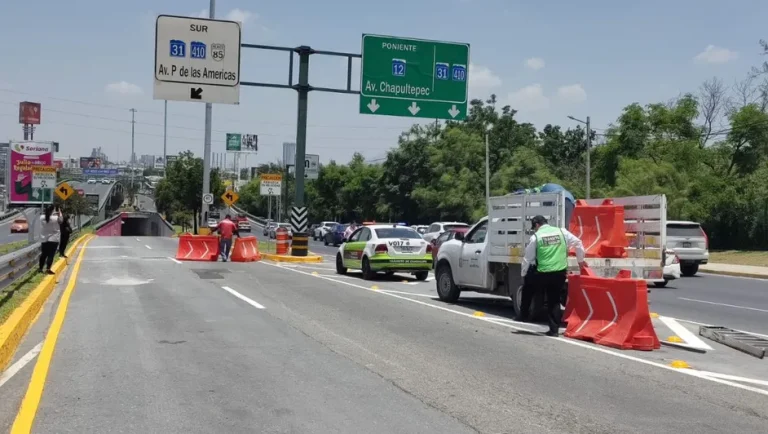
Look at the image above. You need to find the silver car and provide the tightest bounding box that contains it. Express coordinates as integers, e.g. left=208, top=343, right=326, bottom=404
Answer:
left=666, top=220, right=709, bottom=277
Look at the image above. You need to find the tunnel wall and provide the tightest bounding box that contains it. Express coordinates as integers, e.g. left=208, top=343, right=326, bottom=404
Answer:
left=120, top=212, right=175, bottom=237
left=95, top=213, right=123, bottom=236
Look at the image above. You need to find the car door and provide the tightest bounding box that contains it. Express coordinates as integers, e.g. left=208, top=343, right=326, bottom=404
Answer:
left=456, top=221, right=489, bottom=287
left=342, top=228, right=366, bottom=269
left=433, top=231, right=451, bottom=261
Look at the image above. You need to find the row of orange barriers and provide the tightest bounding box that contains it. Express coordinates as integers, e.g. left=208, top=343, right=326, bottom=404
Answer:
left=568, top=199, right=629, bottom=258
left=175, top=234, right=262, bottom=262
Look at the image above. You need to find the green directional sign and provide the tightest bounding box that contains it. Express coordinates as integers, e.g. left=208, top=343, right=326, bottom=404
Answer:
left=226, top=133, right=242, bottom=151
left=359, top=34, right=470, bottom=121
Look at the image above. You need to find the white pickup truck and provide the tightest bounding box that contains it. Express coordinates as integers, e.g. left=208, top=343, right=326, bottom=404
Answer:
left=433, top=192, right=667, bottom=316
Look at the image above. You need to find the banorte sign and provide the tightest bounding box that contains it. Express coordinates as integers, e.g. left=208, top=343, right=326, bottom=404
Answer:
left=18, top=101, right=42, bottom=125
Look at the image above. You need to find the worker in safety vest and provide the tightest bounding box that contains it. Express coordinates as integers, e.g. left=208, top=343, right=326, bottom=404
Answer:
left=518, top=215, right=587, bottom=336
left=212, top=214, right=239, bottom=262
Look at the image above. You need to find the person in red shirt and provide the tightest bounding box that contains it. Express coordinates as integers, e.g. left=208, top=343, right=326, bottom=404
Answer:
left=212, top=214, right=239, bottom=262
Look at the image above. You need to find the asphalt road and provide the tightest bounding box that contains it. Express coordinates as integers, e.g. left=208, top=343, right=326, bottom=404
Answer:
left=0, top=214, right=28, bottom=245
left=2, top=235, right=766, bottom=433
left=136, top=194, right=157, bottom=212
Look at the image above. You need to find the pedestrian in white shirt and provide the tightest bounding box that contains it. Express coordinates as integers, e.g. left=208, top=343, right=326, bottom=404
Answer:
left=39, top=205, right=61, bottom=275
left=517, top=215, right=587, bottom=336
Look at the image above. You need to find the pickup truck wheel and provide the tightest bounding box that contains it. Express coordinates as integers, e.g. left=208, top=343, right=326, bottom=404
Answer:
left=681, top=264, right=699, bottom=277
left=335, top=254, right=347, bottom=275
left=436, top=264, right=460, bottom=302
left=414, top=271, right=428, bottom=281
left=654, top=280, right=669, bottom=288
left=362, top=257, right=376, bottom=280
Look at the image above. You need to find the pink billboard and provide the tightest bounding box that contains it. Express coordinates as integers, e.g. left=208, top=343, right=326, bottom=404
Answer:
left=7, top=141, right=54, bottom=206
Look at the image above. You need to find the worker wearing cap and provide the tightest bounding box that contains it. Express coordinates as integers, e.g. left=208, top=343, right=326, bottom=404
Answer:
left=518, top=215, right=587, bottom=336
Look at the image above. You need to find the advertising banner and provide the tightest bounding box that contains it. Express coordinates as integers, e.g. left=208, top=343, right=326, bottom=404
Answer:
left=80, top=157, right=102, bottom=169
left=154, top=156, right=165, bottom=169
left=18, top=101, right=42, bottom=125
left=6, top=141, right=54, bottom=206
left=83, top=168, right=118, bottom=176
left=166, top=155, right=178, bottom=164
left=226, top=133, right=257, bottom=152
left=226, top=133, right=241, bottom=151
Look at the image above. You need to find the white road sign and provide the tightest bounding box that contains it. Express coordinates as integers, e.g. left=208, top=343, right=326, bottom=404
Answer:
left=153, top=15, right=242, bottom=105
left=259, top=175, right=282, bottom=197
left=32, top=168, right=56, bottom=189
left=305, top=154, right=319, bottom=179
left=202, top=193, right=214, bottom=205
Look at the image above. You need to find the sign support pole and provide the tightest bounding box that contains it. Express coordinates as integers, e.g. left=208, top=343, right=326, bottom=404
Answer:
left=293, top=46, right=310, bottom=209
left=201, top=0, right=216, bottom=227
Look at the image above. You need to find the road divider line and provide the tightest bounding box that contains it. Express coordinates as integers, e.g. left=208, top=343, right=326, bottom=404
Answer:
left=221, top=286, right=265, bottom=309
left=678, top=297, right=768, bottom=313
left=145, top=245, right=152, bottom=250
left=696, top=371, right=768, bottom=387
left=659, top=316, right=713, bottom=350
left=168, top=257, right=182, bottom=264
left=379, top=290, right=437, bottom=298
left=11, top=235, right=93, bottom=433
left=0, top=343, right=42, bottom=389
left=259, top=261, right=768, bottom=398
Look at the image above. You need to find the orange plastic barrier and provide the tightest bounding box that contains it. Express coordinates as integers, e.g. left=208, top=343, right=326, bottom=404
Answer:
left=563, top=268, right=660, bottom=351
left=231, top=236, right=262, bottom=262
left=275, top=228, right=289, bottom=255
left=175, top=234, right=220, bottom=261
left=568, top=199, right=629, bottom=258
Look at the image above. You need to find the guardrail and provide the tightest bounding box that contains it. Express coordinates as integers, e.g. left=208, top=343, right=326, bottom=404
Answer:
left=0, top=210, right=21, bottom=223
left=231, top=205, right=268, bottom=227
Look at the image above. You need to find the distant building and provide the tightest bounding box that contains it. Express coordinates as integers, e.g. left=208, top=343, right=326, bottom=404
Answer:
left=0, top=142, right=8, bottom=185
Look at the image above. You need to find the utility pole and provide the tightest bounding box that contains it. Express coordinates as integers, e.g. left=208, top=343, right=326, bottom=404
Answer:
left=200, top=0, right=215, bottom=226
left=163, top=100, right=168, bottom=174
left=585, top=116, right=591, bottom=199
left=485, top=123, right=492, bottom=211
left=130, top=108, right=137, bottom=190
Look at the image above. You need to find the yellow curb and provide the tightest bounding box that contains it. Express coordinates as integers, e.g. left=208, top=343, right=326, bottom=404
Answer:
left=261, top=252, right=323, bottom=263
left=371, top=285, right=379, bottom=290
left=650, top=312, right=659, bottom=318
left=472, top=311, right=486, bottom=317
left=669, top=360, right=691, bottom=369
left=700, top=269, right=768, bottom=280
left=0, top=234, right=92, bottom=372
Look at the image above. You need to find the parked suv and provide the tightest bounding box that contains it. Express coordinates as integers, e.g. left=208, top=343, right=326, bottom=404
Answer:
left=666, top=220, right=709, bottom=277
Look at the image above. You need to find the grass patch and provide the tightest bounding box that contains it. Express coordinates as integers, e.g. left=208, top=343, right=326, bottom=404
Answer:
left=258, top=240, right=277, bottom=254
left=0, top=269, right=44, bottom=324
left=709, top=251, right=768, bottom=267
left=0, top=240, right=29, bottom=256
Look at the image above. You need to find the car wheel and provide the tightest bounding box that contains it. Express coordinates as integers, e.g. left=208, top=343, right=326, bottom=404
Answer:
left=681, top=264, right=699, bottom=277
left=336, top=254, right=347, bottom=275
left=362, top=257, right=376, bottom=280
left=414, top=271, right=429, bottom=281
left=435, top=263, right=460, bottom=302
left=324, top=238, right=329, bottom=246
left=654, top=280, right=669, bottom=288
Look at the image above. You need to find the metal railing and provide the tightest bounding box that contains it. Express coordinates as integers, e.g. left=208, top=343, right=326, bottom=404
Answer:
left=231, top=205, right=268, bottom=227
left=0, top=210, right=22, bottom=223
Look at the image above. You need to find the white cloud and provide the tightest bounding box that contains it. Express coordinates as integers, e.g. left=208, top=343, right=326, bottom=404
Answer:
left=468, top=63, right=502, bottom=98
left=556, top=84, right=587, bottom=103
left=694, top=45, right=738, bottom=64
left=524, top=57, right=545, bottom=71
left=505, top=84, right=549, bottom=111
left=105, top=81, right=143, bottom=96
left=194, top=8, right=255, bottom=25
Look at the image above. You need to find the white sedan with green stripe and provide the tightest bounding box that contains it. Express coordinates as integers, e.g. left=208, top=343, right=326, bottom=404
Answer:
left=335, top=224, right=433, bottom=280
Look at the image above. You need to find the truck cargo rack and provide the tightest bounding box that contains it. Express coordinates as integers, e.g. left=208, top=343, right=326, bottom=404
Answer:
left=699, top=326, right=767, bottom=359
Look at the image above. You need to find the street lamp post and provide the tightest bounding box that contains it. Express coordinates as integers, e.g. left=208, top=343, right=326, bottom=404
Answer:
left=567, top=115, right=591, bottom=199
left=485, top=123, right=493, bottom=211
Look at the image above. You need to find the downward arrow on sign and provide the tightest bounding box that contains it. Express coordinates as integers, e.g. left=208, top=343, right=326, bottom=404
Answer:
left=407, top=102, right=421, bottom=115
left=367, top=99, right=380, bottom=113
left=448, top=104, right=460, bottom=118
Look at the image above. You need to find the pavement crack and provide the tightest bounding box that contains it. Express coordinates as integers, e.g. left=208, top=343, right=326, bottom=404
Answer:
left=157, top=340, right=186, bottom=345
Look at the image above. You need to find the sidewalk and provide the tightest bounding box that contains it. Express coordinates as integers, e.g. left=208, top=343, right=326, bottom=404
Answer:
left=700, top=263, right=768, bottom=279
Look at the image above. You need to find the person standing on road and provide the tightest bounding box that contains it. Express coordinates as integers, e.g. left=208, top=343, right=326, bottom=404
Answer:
left=517, top=215, right=587, bottom=337
left=212, top=214, right=239, bottom=262
left=39, top=205, right=61, bottom=274
left=343, top=221, right=358, bottom=241
left=58, top=212, right=73, bottom=258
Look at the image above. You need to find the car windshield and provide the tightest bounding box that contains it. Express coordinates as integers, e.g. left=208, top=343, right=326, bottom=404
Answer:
left=14, top=219, right=26, bottom=224
left=324, top=222, right=338, bottom=227
left=668, top=223, right=703, bottom=238
left=443, top=224, right=468, bottom=231
left=375, top=228, right=422, bottom=239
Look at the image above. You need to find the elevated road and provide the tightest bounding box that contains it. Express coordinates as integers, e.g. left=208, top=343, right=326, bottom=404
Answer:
left=0, top=236, right=766, bottom=433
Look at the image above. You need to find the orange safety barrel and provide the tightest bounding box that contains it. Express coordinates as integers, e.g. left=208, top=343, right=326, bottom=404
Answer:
left=276, top=227, right=290, bottom=255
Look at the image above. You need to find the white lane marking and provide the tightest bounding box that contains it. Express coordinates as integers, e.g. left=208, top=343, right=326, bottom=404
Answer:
left=145, top=245, right=152, bottom=250
left=260, top=261, right=768, bottom=397
left=0, top=342, right=42, bottom=389
left=379, top=290, right=438, bottom=298
left=659, top=316, right=713, bottom=350
left=135, top=237, right=140, bottom=242
left=598, top=292, right=618, bottom=334
left=695, top=371, right=768, bottom=387
left=678, top=297, right=768, bottom=313
left=222, top=286, right=265, bottom=309
left=168, top=257, right=182, bottom=264
left=668, top=317, right=768, bottom=339
left=699, top=272, right=768, bottom=282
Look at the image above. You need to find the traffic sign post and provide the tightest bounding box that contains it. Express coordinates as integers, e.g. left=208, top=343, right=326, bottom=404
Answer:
left=305, top=154, right=319, bottom=180
left=359, top=34, right=469, bottom=121
left=203, top=193, right=214, bottom=205
left=260, top=174, right=282, bottom=196
left=55, top=183, right=74, bottom=201
left=153, top=15, right=242, bottom=104
left=32, top=166, right=56, bottom=189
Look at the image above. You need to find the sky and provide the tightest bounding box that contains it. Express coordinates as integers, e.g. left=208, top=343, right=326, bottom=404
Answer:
left=1, top=0, right=766, bottom=167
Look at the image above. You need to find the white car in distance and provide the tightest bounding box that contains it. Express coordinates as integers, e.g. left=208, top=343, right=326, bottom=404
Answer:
left=422, top=222, right=469, bottom=243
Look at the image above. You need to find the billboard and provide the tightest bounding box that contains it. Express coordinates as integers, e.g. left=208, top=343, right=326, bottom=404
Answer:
left=6, top=141, right=54, bottom=206
left=226, top=133, right=258, bottom=152
left=19, top=101, right=42, bottom=125
left=80, top=157, right=102, bottom=169
left=154, top=156, right=165, bottom=169
left=83, top=168, right=118, bottom=176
